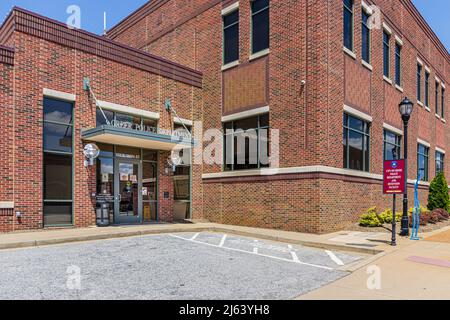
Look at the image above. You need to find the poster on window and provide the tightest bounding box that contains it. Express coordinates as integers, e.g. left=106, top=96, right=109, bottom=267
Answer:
left=120, top=174, right=129, bottom=182
left=130, top=175, right=137, bottom=183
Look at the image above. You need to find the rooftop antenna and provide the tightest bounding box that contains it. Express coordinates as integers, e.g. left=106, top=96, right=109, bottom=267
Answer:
left=103, top=11, right=107, bottom=36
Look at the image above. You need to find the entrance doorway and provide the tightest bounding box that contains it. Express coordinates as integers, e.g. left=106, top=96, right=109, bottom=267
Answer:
left=96, top=144, right=158, bottom=225
left=114, top=159, right=142, bottom=224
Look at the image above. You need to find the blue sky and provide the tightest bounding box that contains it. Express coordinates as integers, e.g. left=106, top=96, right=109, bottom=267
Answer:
left=0, top=0, right=449, bottom=51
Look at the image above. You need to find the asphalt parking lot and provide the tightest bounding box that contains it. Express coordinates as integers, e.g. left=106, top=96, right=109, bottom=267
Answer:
left=0, top=232, right=364, bottom=300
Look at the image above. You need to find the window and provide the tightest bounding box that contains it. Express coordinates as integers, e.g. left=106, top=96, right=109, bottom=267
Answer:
left=251, top=0, right=269, bottom=54
left=343, top=114, right=370, bottom=172
left=361, top=9, right=370, bottom=63
left=436, top=151, right=445, bottom=175
left=383, top=130, right=401, bottom=161
left=173, top=124, right=192, bottom=220
left=436, top=81, right=440, bottom=116
left=383, top=31, right=390, bottom=78
left=395, top=43, right=402, bottom=86
left=223, top=10, right=239, bottom=65
left=343, top=0, right=354, bottom=51
left=224, top=114, right=270, bottom=171
left=425, top=71, right=430, bottom=107
left=417, top=144, right=429, bottom=181
left=442, top=87, right=446, bottom=119
left=43, top=98, right=74, bottom=226
left=417, top=64, right=422, bottom=102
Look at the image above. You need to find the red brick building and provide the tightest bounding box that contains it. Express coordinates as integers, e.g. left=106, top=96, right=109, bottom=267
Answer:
left=0, top=0, right=449, bottom=233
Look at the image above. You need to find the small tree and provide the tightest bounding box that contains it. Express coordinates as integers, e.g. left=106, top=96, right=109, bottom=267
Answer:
left=427, top=172, right=450, bottom=211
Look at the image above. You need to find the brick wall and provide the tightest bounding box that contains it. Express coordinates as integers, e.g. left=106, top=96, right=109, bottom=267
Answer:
left=108, top=0, right=450, bottom=233
left=0, top=8, right=202, bottom=232
left=0, top=48, right=14, bottom=232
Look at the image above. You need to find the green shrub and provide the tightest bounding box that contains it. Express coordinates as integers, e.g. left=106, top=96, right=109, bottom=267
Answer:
left=427, top=172, right=450, bottom=211
left=359, top=207, right=382, bottom=227
left=359, top=213, right=382, bottom=227
left=378, top=209, right=402, bottom=224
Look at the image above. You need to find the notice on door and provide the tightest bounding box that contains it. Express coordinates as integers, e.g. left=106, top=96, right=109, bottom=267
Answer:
left=142, top=187, right=148, bottom=196
left=383, top=160, right=406, bottom=194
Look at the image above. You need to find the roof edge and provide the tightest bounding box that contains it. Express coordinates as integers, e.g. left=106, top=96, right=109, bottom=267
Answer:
left=0, top=44, right=14, bottom=65
left=0, top=6, right=202, bottom=87
left=400, top=0, right=449, bottom=62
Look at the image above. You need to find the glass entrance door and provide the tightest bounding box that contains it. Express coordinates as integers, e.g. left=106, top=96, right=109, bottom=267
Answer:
left=114, top=159, right=142, bottom=224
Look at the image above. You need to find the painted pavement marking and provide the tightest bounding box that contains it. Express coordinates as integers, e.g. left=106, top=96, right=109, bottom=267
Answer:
left=169, top=233, right=334, bottom=271
left=326, top=250, right=345, bottom=266
left=407, top=256, right=450, bottom=269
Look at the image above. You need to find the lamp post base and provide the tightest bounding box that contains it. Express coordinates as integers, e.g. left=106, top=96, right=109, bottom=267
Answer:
left=400, top=216, right=410, bottom=236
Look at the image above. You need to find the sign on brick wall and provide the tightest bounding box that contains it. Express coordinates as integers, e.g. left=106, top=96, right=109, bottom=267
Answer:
left=383, top=160, right=406, bottom=194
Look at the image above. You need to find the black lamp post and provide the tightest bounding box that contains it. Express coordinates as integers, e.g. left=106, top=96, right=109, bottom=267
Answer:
left=399, top=97, right=414, bottom=236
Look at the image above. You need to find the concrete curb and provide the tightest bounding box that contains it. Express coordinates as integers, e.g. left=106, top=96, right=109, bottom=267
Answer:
left=0, top=226, right=384, bottom=255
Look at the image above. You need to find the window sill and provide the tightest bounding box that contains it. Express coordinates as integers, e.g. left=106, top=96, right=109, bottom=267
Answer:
left=395, top=84, right=404, bottom=92
left=250, top=49, right=270, bottom=61
left=383, top=76, right=392, bottom=85
left=343, top=47, right=356, bottom=60
left=436, top=114, right=441, bottom=119
left=442, top=119, right=447, bottom=123
left=425, top=106, right=431, bottom=113
left=221, top=60, right=239, bottom=71
left=417, top=101, right=424, bottom=107
left=361, top=60, right=373, bottom=71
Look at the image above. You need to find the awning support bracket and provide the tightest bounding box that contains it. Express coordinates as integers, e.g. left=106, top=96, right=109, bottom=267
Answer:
left=83, top=77, right=111, bottom=126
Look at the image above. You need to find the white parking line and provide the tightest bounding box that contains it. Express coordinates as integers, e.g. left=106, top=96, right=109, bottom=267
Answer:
left=288, top=245, right=301, bottom=263
left=190, top=233, right=200, bottom=241
left=169, top=234, right=334, bottom=271
left=219, top=234, right=227, bottom=247
left=326, top=250, right=344, bottom=266
left=253, top=240, right=259, bottom=254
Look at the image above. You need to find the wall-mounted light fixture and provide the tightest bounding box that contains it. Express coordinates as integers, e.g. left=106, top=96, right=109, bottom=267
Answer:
left=84, top=143, right=100, bottom=167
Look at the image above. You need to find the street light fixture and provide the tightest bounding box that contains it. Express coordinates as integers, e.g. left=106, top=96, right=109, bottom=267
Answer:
left=399, top=97, right=414, bottom=236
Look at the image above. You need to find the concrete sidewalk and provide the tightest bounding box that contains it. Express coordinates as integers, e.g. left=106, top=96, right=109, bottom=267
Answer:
left=298, top=226, right=450, bottom=300
left=0, top=222, right=390, bottom=255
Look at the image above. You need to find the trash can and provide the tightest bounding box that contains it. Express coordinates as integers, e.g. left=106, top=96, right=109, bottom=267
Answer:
left=96, top=201, right=110, bottom=227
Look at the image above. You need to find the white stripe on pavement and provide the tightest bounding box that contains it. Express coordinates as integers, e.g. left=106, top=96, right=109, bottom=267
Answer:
left=326, top=250, right=344, bottom=266
left=169, top=234, right=334, bottom=271
left=190, top=233, right=200, bottom=241
left=219, top=234, right=227, bottom=247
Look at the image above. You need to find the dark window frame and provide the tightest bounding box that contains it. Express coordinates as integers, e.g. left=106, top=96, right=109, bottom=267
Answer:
left=425, top=71, right=430, bottom=107
left=383, top=31, right=391, bottom=78
left=417, top=64, right=422, bottom=102
left=395, top=43, right=402, bottom=86
left=435, top=81, right=440, bottom=116
left=383, top=130, right=401, bottom=161
left=442, top=87, right=446, bottom=119
left=251, top=0, right=270, bottom=55
left=43, top=98, right=74, bottom=227
left=223, top=9, right=240, bottom=65
left=417, top=143, right=430, bottom=181
left=343, top=0, right=354, bottom=51
left=343, top=113, right=371, bottom=172
left=361, top=9, right=371, bottom=63
left=436, top=151, right=445, bottom=175
left=223, top=114, right=270, bottom=171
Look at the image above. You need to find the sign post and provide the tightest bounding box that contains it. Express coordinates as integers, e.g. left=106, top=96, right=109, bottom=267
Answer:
left=383, top=159, right=406, bottom=246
